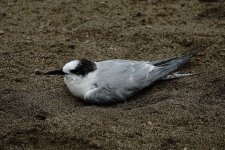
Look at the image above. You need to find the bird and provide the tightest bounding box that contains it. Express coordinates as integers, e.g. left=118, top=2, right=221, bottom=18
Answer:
left=42, top=49, right=198, bottom=104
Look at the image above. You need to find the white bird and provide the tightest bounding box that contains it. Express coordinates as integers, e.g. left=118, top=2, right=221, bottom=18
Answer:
left=43, top=50, right=198, bottom=104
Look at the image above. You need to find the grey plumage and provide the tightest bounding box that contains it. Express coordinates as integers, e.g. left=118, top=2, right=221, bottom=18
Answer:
left=84, top=50, right=197, bottom=104
left=43, top=49, right=198, bottom=104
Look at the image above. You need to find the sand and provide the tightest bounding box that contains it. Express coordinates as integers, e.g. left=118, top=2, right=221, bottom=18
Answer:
left=0, top=0, right=225, bottom=149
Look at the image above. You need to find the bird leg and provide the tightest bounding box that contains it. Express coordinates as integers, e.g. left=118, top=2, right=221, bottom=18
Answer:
left=162, top=72, right=199, bottom=80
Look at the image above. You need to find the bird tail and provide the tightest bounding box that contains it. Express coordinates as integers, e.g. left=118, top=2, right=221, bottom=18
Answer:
left=151, top=49, right=199, bottom=80
left=156, top=49, right=197, bottom=67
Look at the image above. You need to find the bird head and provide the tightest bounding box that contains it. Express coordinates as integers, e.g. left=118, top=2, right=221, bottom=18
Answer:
left=44, top=59, right=96, bottom=77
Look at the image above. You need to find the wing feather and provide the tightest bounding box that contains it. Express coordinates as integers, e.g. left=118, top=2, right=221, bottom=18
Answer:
left=84, top=50, right=197, bottom=104
left=84, top=60, right=156, bottom=104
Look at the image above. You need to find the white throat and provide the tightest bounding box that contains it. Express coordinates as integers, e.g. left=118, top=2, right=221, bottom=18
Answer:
left=64, top=72, right=97, bottom=99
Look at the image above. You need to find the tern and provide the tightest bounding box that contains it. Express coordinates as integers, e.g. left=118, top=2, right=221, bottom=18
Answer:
left=43, top=50, right=198, bottom=104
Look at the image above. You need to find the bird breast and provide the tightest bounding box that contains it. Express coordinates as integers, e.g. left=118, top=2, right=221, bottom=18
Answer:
left=64, top=74, right=96, bottom=100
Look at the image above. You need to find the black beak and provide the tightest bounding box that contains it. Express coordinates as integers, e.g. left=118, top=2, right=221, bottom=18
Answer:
left=44, top=69, right=66, bottom=75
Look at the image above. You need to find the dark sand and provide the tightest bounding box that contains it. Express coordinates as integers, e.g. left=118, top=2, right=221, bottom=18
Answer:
left=1, top=0, right=225, bottom=149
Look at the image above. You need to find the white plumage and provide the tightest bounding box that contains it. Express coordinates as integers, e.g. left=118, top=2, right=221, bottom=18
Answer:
left=44, top=50, right=198, bottom=104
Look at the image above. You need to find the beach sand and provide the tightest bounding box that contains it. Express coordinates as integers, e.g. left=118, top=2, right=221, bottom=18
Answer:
left=0, top=0, right=225, bottom=149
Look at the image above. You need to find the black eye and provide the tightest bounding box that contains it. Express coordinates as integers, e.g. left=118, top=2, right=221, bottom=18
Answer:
left=69, top=59, right=96, bottom=76
left=70, top=69, right=79, bottom=74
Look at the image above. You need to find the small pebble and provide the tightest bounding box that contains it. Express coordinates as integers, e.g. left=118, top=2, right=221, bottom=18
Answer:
left=35, top=112, right=47, bottom=120
left=0, top=11, right=7, bottom=17
left=0, top=30, right=4, bottom=35
left=147, top=121, right=153, bottom=126
left=68, top=44, right=75, bottom=49
left=34, top=69, right=43, bottom=75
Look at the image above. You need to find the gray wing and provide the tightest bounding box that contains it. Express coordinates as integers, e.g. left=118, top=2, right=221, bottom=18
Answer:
left=85, top=50, right=195, bottom=104
left=84, top=60, right=158, bottom=104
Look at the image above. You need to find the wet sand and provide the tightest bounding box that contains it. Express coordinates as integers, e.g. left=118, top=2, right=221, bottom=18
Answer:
left=0, top=0, right=225, bottom=149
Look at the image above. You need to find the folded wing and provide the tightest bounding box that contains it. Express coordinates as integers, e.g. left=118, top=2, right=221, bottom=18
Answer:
left=85, top=50, right=196, bottom=104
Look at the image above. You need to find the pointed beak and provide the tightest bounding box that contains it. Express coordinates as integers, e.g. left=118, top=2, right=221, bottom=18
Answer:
left=44, top=69, right=66, bottom=75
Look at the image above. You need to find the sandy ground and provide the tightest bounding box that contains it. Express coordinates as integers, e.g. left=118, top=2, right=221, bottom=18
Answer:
left=0, top=0, right=225, bottom=149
